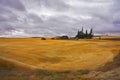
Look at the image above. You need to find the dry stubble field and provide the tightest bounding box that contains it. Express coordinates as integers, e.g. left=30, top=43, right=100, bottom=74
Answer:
left=0, top=37, right=120, bottom=71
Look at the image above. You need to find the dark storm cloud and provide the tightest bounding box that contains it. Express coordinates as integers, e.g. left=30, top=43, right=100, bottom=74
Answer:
left=0, top=0, right=26, bottom=11
left=0, top=0, right=120, bottom=37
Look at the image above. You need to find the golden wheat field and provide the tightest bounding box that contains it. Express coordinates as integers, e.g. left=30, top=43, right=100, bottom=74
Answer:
left=0, top=37, right=120, bottom=71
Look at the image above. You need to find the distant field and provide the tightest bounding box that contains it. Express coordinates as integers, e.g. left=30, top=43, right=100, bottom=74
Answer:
left=0, top=37, right=120, bottom=71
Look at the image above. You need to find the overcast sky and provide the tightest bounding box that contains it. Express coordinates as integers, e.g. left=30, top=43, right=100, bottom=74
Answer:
left=0, top=0, right=120, bottom=37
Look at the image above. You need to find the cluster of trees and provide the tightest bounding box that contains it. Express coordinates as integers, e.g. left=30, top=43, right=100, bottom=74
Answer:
left=75, top=28, right=94, bottom=39
left=41, top=27, right=94, bottom=40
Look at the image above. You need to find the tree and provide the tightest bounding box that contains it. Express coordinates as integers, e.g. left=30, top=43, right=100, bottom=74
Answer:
left=85, top=30, right=88, bottom=38
left=88, top=28, right=94, bottom=39
left=75, top=30, right=80, bottom=39
left=82, top=27, right=83, bottom=32
left=75, top=28, right=94, bottom=39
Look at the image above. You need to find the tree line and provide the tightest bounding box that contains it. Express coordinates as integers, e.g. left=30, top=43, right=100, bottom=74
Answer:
left=41, top=27, right=94, bottom=40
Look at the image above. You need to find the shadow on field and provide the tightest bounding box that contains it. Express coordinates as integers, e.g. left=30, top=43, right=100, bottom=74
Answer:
left=102, top=38, right=120, bottom=41
left=0, top=66, right=90, bottom=80
left=0, top=58, right=90, bottom=80
left=96, top=51, right=120, bottom=72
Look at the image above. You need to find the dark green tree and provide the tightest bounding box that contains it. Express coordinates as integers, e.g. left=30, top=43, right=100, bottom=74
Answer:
left=88, top=28, right=94, bottom=39
left=75, top=30, right=80, bottom=39
left=75, top=28, right=84, bottom=39
left=85, top=30, right=88, bottom=38
left=75, top=28, right=94, bottom=39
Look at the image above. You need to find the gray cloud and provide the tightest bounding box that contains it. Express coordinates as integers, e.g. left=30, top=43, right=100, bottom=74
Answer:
left=0, top=0, right=26, bottom=11
left=0, top=0, right=120, bottom=37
